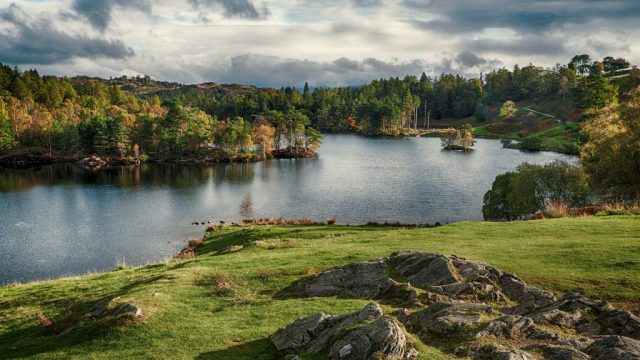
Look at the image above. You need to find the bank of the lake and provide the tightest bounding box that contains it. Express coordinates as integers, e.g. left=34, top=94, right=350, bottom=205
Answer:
left=1, top=216, right=639, bottom=359
left=0, top=135, right=574, bottom=284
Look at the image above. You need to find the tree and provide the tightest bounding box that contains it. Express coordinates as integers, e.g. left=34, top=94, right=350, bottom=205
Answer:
left=570, top=54, right=592, bottom=75
left=483, top=161, right=590, bottom=221
left=111, top=119, right=130, bottom=157
left=482, top=172, right=522, bottom=221
left=0, top=115, right=14, bottom=151
left=304, top=127, right=323, bottom=152
left=581, top=86, right=640, bottom=199
left=474, top=101, right=488, bottom=122
left=499, top=100, right=517, bottom=119
left=572, top=70, right=617, bottom=112
left=603, top=57, right=630, bottom=74
left=252, top=122, right=275, bottom=159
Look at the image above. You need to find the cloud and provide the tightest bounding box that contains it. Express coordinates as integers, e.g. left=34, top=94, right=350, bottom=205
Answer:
left=72, top=0, right=152, bottom=31
left=352, top=0, right=382, bottom=7
left=461, top=33, right=568, bottom=57
left=405, top=0, right=640, bottom=34
left=189, top=0, right=268, bottom=19
left=0, top=4, right=134, bottom=65
left=456, top=51, right=487, bottom=68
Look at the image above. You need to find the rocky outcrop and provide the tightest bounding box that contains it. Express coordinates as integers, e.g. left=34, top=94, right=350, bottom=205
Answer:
left=585, top=336, right=640, bottom=359
left=77, top=156, right=109, bottom=168
left=276, top=260, right=414, bottom=302
left=271, top=252, right=640, bottom=359
left=408, top=302, right=493, bottom=335
left=270, top=303, right=410, bottom=359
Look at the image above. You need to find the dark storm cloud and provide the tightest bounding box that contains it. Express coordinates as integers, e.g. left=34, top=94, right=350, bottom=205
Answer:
left=0, top=4, right=134, bottom=65
left=406, top=0, right=640, bottom=34
left=456, top=51, right=487, bottom=68
left=189, top=0, right=268, bottom=19
left=195, top=54, right=446, bottom=87
left=72, top=0, right=151, bottom=31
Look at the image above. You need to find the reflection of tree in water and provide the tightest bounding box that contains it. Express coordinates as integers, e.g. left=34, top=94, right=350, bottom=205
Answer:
left=213, top=163, right=255, bottom=185
left=0, top=163, right=256, bottom=192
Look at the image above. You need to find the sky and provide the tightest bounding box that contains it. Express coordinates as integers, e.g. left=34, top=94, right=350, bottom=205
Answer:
left=0, top=0, right=639, bottom=87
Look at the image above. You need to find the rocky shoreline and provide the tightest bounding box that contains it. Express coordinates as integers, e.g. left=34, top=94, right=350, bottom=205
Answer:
left=269, top=252, right=640, bottom=359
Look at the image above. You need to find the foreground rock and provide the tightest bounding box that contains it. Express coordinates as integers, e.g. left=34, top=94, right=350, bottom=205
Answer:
left=408, top=302, right=494, bottom=335
left=276, top=259, right=414, bottom=302
left=586, top=336, right=640, bottom=359
left=270, top=303, right=411, bottom=359
left=273, top=252, right=640, bottom=359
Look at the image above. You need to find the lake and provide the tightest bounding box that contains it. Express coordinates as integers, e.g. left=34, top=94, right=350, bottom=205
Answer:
left=0, top=135, right=574, bottom=284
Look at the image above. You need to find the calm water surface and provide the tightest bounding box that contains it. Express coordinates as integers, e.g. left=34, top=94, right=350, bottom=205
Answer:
left=0, top=135, right=574, bottom=284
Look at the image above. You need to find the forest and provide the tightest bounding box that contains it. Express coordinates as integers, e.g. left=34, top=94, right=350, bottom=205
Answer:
left=0, top=54, right=638, bottom=164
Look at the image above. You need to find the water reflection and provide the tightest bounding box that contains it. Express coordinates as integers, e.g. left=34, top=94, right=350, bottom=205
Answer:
left=0, top=162, right=259, bottom=192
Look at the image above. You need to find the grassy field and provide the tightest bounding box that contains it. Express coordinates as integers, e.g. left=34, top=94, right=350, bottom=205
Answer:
left=1, top=216, right=640, bottom=359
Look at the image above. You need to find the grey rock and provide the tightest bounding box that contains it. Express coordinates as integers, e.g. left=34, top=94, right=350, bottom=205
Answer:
left=271, top=312, right=330, bottom=352
left=390, top=252, right=461, bottom=288
left=472, top=344, right=534, bottom=360
left=271, top=303, right=409, bottom=359
left=276, top=260, right=410, bottom=300
left=523, top=344, right=589, bottom=360
left=328, top=317, right=406, bottom=360
left=576, top=321, right=602, bottom=336
left=88, top=297, right=142, bottom=318
left=410, top=301, right=493, bottom=335
left=528, top=329, right=560, bottom=340
left=586, top=335, right=640, bottom=359
left=500, top=273, right=556, bottom=313
left=118, top=303, right=143, bottom=317
left=600, top=309, right=640, bottom=339
left=477, top=315, right=534, bottom=338
left=450, top=255, right=503, bottom=283
left=555, top=293, right=614, bottom=313
left=531, top=309, right=582, bottom=327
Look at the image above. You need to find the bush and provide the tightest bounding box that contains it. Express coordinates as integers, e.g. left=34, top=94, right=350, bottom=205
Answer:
left=520, top=136, right=542, bottom=151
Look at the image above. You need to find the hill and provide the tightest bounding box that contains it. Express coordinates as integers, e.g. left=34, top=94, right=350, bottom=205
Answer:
left=1, top=216, right=639, bottom=359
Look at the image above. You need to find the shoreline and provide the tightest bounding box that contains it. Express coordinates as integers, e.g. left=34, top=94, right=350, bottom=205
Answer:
left=0, top=148, right=318, bottom=169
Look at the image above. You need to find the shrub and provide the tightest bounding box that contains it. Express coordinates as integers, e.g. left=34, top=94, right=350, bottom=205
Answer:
left=520, top=136, right=542, bottom=151
left=543, top=201, right=570, bottom=218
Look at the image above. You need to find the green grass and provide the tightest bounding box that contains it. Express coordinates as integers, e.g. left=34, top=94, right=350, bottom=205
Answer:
left=1, top=216, right=640, bottom=359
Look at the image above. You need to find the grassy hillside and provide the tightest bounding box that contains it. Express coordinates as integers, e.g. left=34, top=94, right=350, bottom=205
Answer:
left=1, top=216, right=639, bottom=359
left=471, top=97, right=581, bottom=154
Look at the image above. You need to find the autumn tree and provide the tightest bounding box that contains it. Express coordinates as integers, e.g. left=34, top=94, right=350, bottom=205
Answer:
left=581, top=86, right=640, bottom=199
left=499, top=100, right=517, bottom=119
left=252, top=122, right=275, bottom=158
